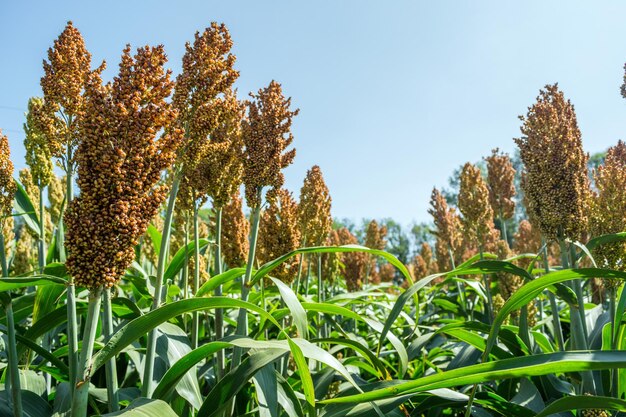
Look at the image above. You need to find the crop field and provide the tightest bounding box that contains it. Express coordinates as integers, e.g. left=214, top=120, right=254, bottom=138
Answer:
left=1, top=16, right=626, bottom=417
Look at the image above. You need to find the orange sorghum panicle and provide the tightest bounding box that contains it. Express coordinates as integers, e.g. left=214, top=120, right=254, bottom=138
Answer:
left=458, top=162, right=499, bottom=250
left=428, top=188, right=462, bottom=271
left=337, top=227, right=368, bottom=292
left=243, top=80, right=299, bottom=208
left=222, top=190, right=250, bottom=268
left=298, top=165, right=332, bottom=246
left=23, top=97, right=54, bottom=188
left=0, top=131, right=16, bottom=223
left=41, top=21, right=104, bottom=161
left=515, top=83, right=590, bottom=242
left=64, top=45, right=183, bottom=289
left=257, top=188, right=301, bottom=284
left=484, top=148, right=516, bottom=220
left=590, top=140, right=626, bottom=289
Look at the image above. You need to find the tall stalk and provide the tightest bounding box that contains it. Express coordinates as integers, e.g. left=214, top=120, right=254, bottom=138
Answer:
left=71, top=287, right=103, bottom=417
left=213, top=207, right=225, bottom=379
left=499, top=209, right=508, bottom=245
left=541, top=240, right=565, bottom=351
left=294, top=234, right=307, bottom=294
left=143, top=175, right=180, bottom=397
left=558, top=239, right=594, bottom=394
left=191, top=198, right=201, bottom=349
left=37, top=185, right=45, bottom=271
left=1, top=233, right=22, bottom=417
left=64, top=154, right=79, bottom=395
left=102, top=288, right=119, bottom=412
left=232, top=188, right=263, bottom=368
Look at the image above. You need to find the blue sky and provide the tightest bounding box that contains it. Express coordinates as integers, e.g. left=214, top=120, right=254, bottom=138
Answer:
left=1, top=1, right=626, bottom=224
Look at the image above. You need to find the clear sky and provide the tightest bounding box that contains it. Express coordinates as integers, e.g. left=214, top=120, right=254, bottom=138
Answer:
left=1, top=1, right=626, bottom=225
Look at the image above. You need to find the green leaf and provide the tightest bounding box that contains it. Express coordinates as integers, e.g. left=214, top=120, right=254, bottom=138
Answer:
left=164, top=238, right=209, bottom=283
left=0, top=275, right=66, bottom=292
left=91, top=297, right=281, bottom=374
left=195, top=267, right=245, bottom=298
left=197, top=349, right=286, bottom=417
left=146, top=224, right=162, bottom=259
left=13, top=179, right=40, bottom=236
left=288, top=338, right=315, bottom=416
left=586, top=232, right=626, bottom=252
left=320, top=351, right=626, bottom=404
left=152, top=342, right=231, bottom=402
left=485, top=268, right=626, bottom=358
left=101, top=398, right=179, bottom=416
left=252, top=364, right=279, bottom=417
left=535, top=395, right=626, bottom=417
left=270, top=277, right=308, bottom=339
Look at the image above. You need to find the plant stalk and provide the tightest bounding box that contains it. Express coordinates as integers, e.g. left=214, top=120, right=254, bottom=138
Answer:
left=232, top=188, right=263, bottom=368
left=143, top=174, right=180, bottom=397
left=102, top=288, right=119, bottom=412
left=38, top=185, right=46, bottom=272
left=192, top=198, right=200, bottom=349
left=213, top=206, right=225, bottom=380
left=71, top=287, right=103, bottom=417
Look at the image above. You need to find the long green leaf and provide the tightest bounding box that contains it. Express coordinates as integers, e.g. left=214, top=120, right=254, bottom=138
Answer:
left=535, top=395, right=626, bottom=417
left=195, top=267, right=245, bottom=298
left=101, top=398, right=179, bottom=416
left=320, top=351, right=626, bottom=404
left=163, top=238, right=209, bottom=283
left=271, top=277, right=308, bottom=339
left=92, top=297, right=281, bottom=374
left=13, top=180, right=40, bottom=236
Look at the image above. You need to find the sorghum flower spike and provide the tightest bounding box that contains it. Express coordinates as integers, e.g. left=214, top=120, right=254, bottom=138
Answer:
left=298, top=165, right=332, bottom=246
left=65, top=45, right=183, bottom=289
left=515, top=83, right=590, bottom=242
left=243, top=80, right=299, bottom=208
left=221, top=190, right=249, bottom=268
left=23, top=97, right=54, bottom=188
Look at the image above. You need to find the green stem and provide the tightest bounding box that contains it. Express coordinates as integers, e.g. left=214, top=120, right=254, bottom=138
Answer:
left=304, top=261, right=312, bottom=296
left=214, top=207, right=225, bottom=380
left=232, top=188, right=263, bottom=369
left=143, top=174, right=180, bottom=397
left=192, top=198, right=200, bottom=349
left=499, top=209, right=508, bottom=245
left=71, top=287, right=103, bottom=417
left=559, top=239, right=594, bottom=394
left=294, top=235, right=307, bottom=294
left=102, top=288, right=119, bottom=412
left=541, top=240, right=565, bottom=351
left=38, top=185, right=45, bottom=272
left=5, top=300, right=23, bottom=417
left=610, top=287, right=617, bottom=396
left=317, top=253, right=326, bottom=339
left=479, top=248, right=493, bottom=324
left=64, top=158, right=79, bottom=399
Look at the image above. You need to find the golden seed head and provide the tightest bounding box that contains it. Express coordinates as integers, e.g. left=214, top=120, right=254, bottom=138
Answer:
left=429, top=188, right=462, bottom=271
left=0, top=131, right=16, bottom=223
left=222, top=190, right=250, bottom=268
left=243, top=80, right=299, bottom=208
left=590, top=140, right=626, bottom=288
left=257, top=188, right=301, bottom=284
left=23, top=97, right=54, bottom=187
left=65, top=45, right=183, bottom=289
left=412, top=254, right=428, bottom=279
left=48, top=174, right=65, bottom=225
left=12, top=225, right=35, bottom=276
left=365, top=220, right=387, bottom=251
left=3, top=216, right=14, bottom=261
left=336, top=227, right=368, bottom=292
left=321, top=229, right=342, bottom=284
left=458, top=162, right=498, bottom=248
left=515, top=83, right=590, bottom=242
left=191, top=91, right=246, bottom=208
left=41, top=21, right=104, bottom=161
left=298, top=165, right=332, bottom=246
left=378, top=263, right=395, bottom=283
left=484, top=148, right=516, bottom=219
left=419, top=242, right=437, bottom=274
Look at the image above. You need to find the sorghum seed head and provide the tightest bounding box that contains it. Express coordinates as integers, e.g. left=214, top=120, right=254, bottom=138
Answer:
left=458, top=162, right=499, bottom=249
left=484, top=148, right=516, bottom=220
left=298, top=165, right=332, bottom=246
left=222, top=190, right=250, bottom=268
left=590, top=140, right=626, bottom=289
left=23, top=97, right=54, bottom=187
left=0, top=131, right=16, bottom=223
left=243, top=80, right=299, bottom=208
left=336, top=227, right=368, bottom=292
left=429, top=188, right=462, bottom=271
left=65, top=44, right=183, bottom=289
left=257, top=188, right=301, bottom=284
left=41, top=21, right=104, bottom=161
left=515, top=83, right=590, bottom=242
